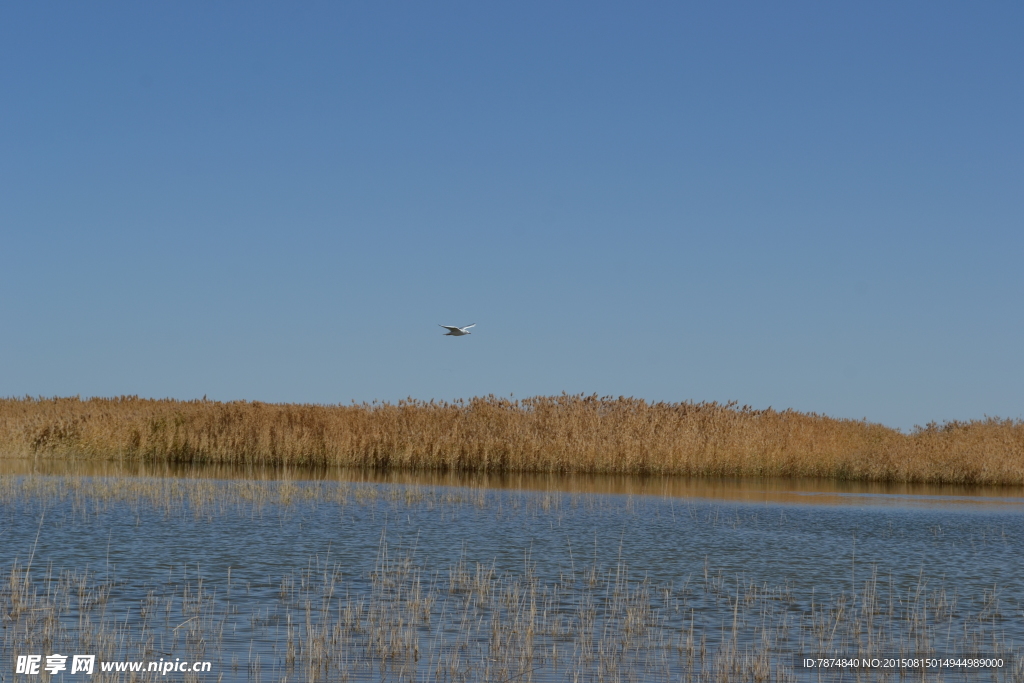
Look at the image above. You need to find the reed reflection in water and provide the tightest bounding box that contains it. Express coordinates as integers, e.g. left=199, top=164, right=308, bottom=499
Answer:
left=4, top=459, right=1024, bottom=509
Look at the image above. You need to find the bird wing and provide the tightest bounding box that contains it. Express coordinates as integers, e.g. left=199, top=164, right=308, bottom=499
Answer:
left=439, top=325, right=461, bottom=332
left=461, top=324, right=476, bottom=330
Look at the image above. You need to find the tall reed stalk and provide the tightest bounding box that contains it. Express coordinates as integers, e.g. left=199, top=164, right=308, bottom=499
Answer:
left=2, top=395, right=1022, bottom=484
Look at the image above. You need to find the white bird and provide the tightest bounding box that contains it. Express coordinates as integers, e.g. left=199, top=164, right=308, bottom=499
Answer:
left=439, top=324, right=476, bottom=336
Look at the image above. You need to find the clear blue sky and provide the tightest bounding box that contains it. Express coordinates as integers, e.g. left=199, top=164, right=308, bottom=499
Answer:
left=2, top=2, right=1022, bottom=430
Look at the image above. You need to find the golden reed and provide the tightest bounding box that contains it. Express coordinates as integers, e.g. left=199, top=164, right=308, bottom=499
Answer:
left=1, top=395, right=1022, bottom=484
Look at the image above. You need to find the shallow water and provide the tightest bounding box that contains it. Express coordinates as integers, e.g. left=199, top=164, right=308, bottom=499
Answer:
left=1, top=467, right=1022, bottom=682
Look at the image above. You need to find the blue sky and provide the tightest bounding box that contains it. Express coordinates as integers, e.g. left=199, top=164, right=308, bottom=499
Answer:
left=2, top=2, right=1021, bottom=430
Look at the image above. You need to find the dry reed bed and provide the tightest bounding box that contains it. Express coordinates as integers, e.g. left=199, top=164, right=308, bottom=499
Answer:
left=3, top=480, right=1022, bottom=683
left=2, top=395, right=1024, bottom=484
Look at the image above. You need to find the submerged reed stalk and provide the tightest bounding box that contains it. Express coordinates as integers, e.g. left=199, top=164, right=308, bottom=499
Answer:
left=1, top=395, right=1023, bottom=484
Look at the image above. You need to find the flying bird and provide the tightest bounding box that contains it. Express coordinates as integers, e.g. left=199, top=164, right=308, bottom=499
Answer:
left=439, top=324, right=476, bottom=336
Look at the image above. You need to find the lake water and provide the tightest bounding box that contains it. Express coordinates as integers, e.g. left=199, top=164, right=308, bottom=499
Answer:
left=2, top=462, right=1022, bottom=682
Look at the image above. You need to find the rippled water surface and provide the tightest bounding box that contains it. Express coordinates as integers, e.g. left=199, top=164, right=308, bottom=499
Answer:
left=2, top=463, right=1022, bottom=682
